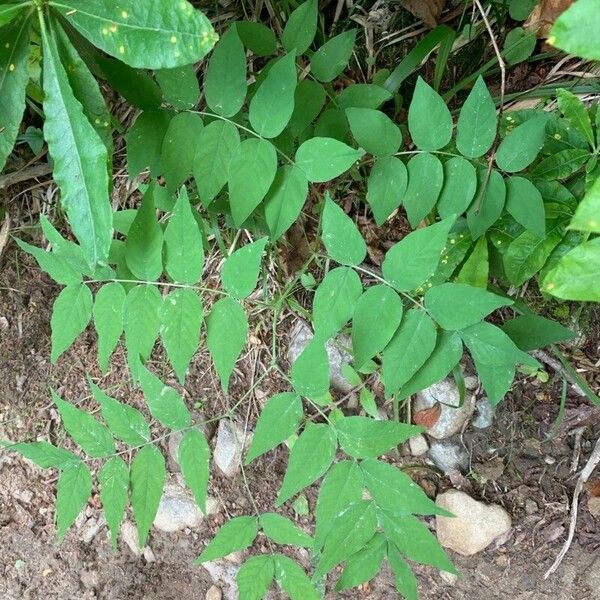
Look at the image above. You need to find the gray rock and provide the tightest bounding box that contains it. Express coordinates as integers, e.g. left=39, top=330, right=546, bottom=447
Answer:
left=214, top=420, right=245, bottom=478
left=428, top=439, right=469, bottom=474
left=408, top=434, right=429, bottom=457
left=435, top=490, right=512, bottom=555
left=472, top=397, right=495, bottom=429
left=439, top=570, right=458, bottom=586
left=203, top=561, right=239, bottom=600
left=120, top=521, right=143, bottom=556
left=413, top=379, right=475, bottom=439
left=206, top=585, right=223, bottom=600
left=79, top=515, right=106, bottom=544
left=143, top=547, right=156, bottom=562
left=153, top=483, right=203, bottom=532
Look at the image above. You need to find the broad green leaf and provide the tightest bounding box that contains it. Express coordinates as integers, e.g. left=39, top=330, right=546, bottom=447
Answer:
left=204, top=26, right=246, bottom=117
left=7, top=441, right=79, bottom=469
left=456, top=236, right=489, bottom=288
left=496, top=115, right=548, bottom=172
left=137, top=362, right=191, bottom=429
left=41, top=19, right=111, bottom=267
left=237, top=555, right=275, bottom=600
left=367, top=156, right=407, bottom=225
left=222, top=238, right=268, bottom=300
left=51, top=283, right=93, bottom=363
left=506, top=176, right=546, bottom=237
left=359, top=388, right=379, bottom=418
left=314, top=108, right=349, bottom=140
left=403, top=152, right=444, bottom=227
left=0, top=4, right=25, bottom=28
left=155, top=65, right=200, bottom=110
left=425, top=282, right=512, bottom=330
left=196, top=516, right=258, bottom=563
left=93, top=282, right=126, bottom=373
left=531, top=148, right=590, bottom=181
left=504, top=230, right=562, bottom=286
left=456, top=76, right=497, bottom=159
left=570, top=176, right=600, bottom=233
left=160, top=288, right=202, bottom=384
left=125, top=185, right=163, bottom=280
left=245, top=392, right=303, bottom=464
left=91, top=382, right=150, bottom=446
left=550, top=0, right=600, bottom=60
left=260, top=513, right=313, bottom=547
left=509, top=0, right=537, bottom=20
left=352, top=285, right=403, bottom=368
left=178, top=429, right=210, bottom=513
left=408, top=77, right=452, bottom=151
left=322, top=194, right=367, bottom=266
left=336, top=417, right=422, bottom=459
left=15, top=239, right=82, bottom=286
left=0, top=15, right=31, bottom=172
left=236, top=21, right=277, bottom=56
left=313, top=267, right=363, bottom=339
left=193, top=120, right=240, bottom=206
left=466, top=169, right=506, bottom=239
left=276, top=423, right=337, bottom=506
left=437, top=157, right=478, bottom=219
left=346, top=107, right=402, bottom=156
left=250, top=52, right=297, bottom=138
left=205, top=298, right=248, bottom=392
left=38, top=215, right=92, bottom=275
left=130, top=444, right=166, bottom=547
left=503, top=26, right=536, bottom=65
left=54, top=0, right=216, bottom=69
left=290, top=337, right=330, bottom=399
left=281, top=0, right=318, bottom=55
left=264, top=165, right=308, bottom=240
left=127, top=110, right=172, bottom=178
left=98, top=457, right=129, bottom=550
left=274, top=554, right=319, bottom=600
left=295, top=137, right=365, bottom=183
left=229, top=138, right=277, bottom=225
left=315, top=500, right=377, bottom=577
left=56, top=462, right=92, bottom=540
left=336, top=534, right=386, bottom=591
left=310, top=29, right=356, bottom=82
left=288, top=79, right=326, bottom=137
left=557, top=88, right=594, bottom=146
left=502, top=314, right=575, bottom=351
left=387, top=545, right=418, bottom=600
left=337, top=84, right=392, bottom=109
left=382, top=216, right=456, bottom=291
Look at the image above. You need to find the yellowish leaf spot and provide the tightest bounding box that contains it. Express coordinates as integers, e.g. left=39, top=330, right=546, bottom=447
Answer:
left=171, top=35, right=177, bottom=44
left=174, top=51, right=181, bottom=58
left=449, top=239, right=455, bottom=244
left=427, top=282, right=432, bottom=288
left=4, top=43, right=9, bottom=48
left=9, top=63, right=15, bottom=72
left=94, top=118, right=101, bottom=124
left=554, top=133, right=561, bottom=140
left=103, top=121, right=109, bottom=127
left=119, top=45, right=125, bottom=54
left=121, top=11, right=128, bottom=18
left=102, top=28, right=108, bottom=35
left=545, top=282, right=555, bottom=290
left=589, top=220, right=597, bottom=228
left=547, top=35, right=556, bottom=46
left=110, top=24, right=118, bottom=33
left=496, top=240, right=502, bottom=245
left=441, top=259, right=448, bottom=264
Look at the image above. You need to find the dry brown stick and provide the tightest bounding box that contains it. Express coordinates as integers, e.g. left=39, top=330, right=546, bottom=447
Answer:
left=0, top=163, right=52, bottom=190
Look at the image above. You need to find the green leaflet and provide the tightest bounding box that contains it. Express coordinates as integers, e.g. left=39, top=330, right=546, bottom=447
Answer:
left=495, top=115, right=548, bottom=173
left=346, top=107, right=402, bottom=156
left=437, top=156, right=478, bottom=219
left=56, top=462, right=93, bottom=540
left=178, top=429, right=210, bottom=513
left=53, top=0, right=216, bottom=69
left=276, top=423, right=337, bottom=506
left=16, top=238, right=83, bottom=286
left=503, top=27, right=536, bottom=65
left=314, top=108, right=349, bottom=140
left=403, top=152, right=444, bottom=227
left=221, top=238, right=268, bottom=300
left=160, top=288, right=203, bottom=384
left=336, top=534, right=386, bottom=591
left=557, top=88, right=595, bottom=147
left=41, top=18, right=112, bottom=268
left=288, top=79, right=326, bottom=137
left=550, top=0, right=600, bottom=60
left=281, top=0, right=318, bottom=55
left=260, top=513, right=313, bottom=547
left=291, top=336, right=330, bottom=399
left=466, top=169, right=506, bottom=240
left=236, top=21, right=277, bottom=56
left=264, top=165, right=308, bottom=240
left=250, top=52, right=297, bottom=138
left=531, top=148, right=589, bottom=180
left=93, top=282, right=126, bottom=373
left=570, top=176, right=600, bottom=233
left=352, top=285, right=403, bottom=369
left=0, top=3, right=26, bottom=29
left=382, top=216, right=456, bottom=291
left=506, top=176, right=546, bottom=238
left=0, top=14, right=31, bottom=172
left=126, top=110, right=172, bottom=178
left=237, top=555, right=275, bottom=600
left=130, top=444, right=166, bottom=547
left=274, top=554, right=319, bottom=600
left=456, top=76, right=497, bottom=159
left=204, top=26, right=246, bottom=117
left=228, top=138, right=277, bottom=225
left=155, top=65, right=200, bottom=110
left=337, top=84, right=392, bottom=110
left=196, top=516, right=258, bottom=563
left=205, top=297, right=248, bottom=392
left=387, top=545, right=418, bottom=600
left=51, top=283, right=93, bottom=363
left=322, top=194, right=367, bottom=266
left=502, top=314, right=575, bottom=351
left=7, top=441, right=79, bottom=469
left=295, top=137, right=365, bottom=183
left=408, top=77, right=453, bottom=151
left=164, top=187, right=204, bottom=284
left=456, top=236, right=489, bottom=288
left=367, top=156, right=407, bottom=225
left=310, top=29, right=356, bottom=82
left=98, top=457, right=129, bottom=550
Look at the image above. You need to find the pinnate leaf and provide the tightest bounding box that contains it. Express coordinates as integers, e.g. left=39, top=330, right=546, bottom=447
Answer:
left=274, top=554, right=319, bottom=600
left=295, top=137, right=365, bottom=183
left=367, top=156, right=407, bottom=225
left=7, top=441, right=79, bottom=469
left=264, top=165, right=308, bottom=240
left=495, top=115, right=548, bottom=173
left=281, top=0, right=318, bottom=55
left=408, top=77, right=452, bottom=151
left=506, top=176, right=546, bottom=237
left=346, top=107, right=402, bottom=156
left=178, top=429, right=210, bottom=513
left=311, top=29, right=356, bottom=82
left=56, top=462, right=92, bottom=540
left=98, top=457, right=129, bottom=550
left=93, top=282, right=126, bottom=373
left=336, top=534, right=386, bottom=591
left=237, top=555, right=275, bottom=600
left=403, top=152, right=444, bottom=227
left=260, top=513, right=313, bottom=547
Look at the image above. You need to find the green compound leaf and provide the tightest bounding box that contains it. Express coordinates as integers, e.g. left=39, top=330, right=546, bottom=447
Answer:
left=550, top=0, right=600, bottom=60
left=260, top=513, right=313, bottom=547
left=502, top=314, right=575, bottom=352
left=466, top=169, right=506, bottom=240
left=336, top=533, right=386, bottom=591
left=557, top=88, right=595, bottom=146
left=155, top=64, right=200, bottom=110
left=245, top=392, right=303, bottom=464
left=15, top=239, right=83, bottom=286
left=367, top=156, right=407, bottom=225
left=495, top=115, right=548, bottom=173
left=456, top=236, right=489, bottom=288
left=346, top=107, right=402, bottom=157
left=570, top=176, right=600, bottom=233
left=382, top=216, right=456, bottom=291
left=403, top=152, right=444, bottom=227
left=222, top=238, right=268, bottom=300
left=237, top=555, right=275, bottom=600
left=322, top=193, right=367, bottom=266
left=56, top=462, right=92, bottom=540
left=291, top=336, right=330, bottom=399
left=178, top=429, right=210, bottom=513
left=437, top=156, right=478, bottom=219
left=204, top=26, right=247, bottom=117
left=93, top=282, right=126, bottom=373
left=160, top=288, right=203, bottom=384
left=276, top=423, right=337, bottom=506
left=281, top=0, right=318, bottom=55
left=236, top=21, right=277, bottom=56
left=7, top=441, right=79, bottom=469
left=98, top=456, right=129, bottom=551
left=51, top=283, right=93, bottom=363
left=530, top=148, right=590, bottom=181
left=311, top=29, right=356, bottom=82
left=205, top=297, right=248, bottom=392
left=126, top=110, right=171, bottom=178
left=228, top=138, right=277, bottom=226
left=408, top=77, right=453, bottom=151
left=130, top=444, right=166, bottom=547
left=52, top=390, right=115, bottom=457
left=52, top=0, right=217, bottom=69
left=456, top=76, right=497, bottom=159
left=250, top=52, right=297, bottom=138
left=295, top=137, right=365, bottom=183
left=505, top=176, right=546, bottom=238
left=387, top=545, right=418, bottom=600
left=196, top=516, right=259, bottom=563
left=274, top=554, right=319, bottom=600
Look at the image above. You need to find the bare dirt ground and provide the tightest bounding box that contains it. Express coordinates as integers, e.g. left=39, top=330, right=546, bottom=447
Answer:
left=1, top=249, right=599, bottom=600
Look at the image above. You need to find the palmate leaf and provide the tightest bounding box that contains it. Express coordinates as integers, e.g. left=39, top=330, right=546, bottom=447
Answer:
left=98, top=456, right=129, bottom=550
left=56, top=462, right=92, bottom=540
left=0, top=4, right=26, bottom=29
left=51, top=0, right=217, bottom=69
